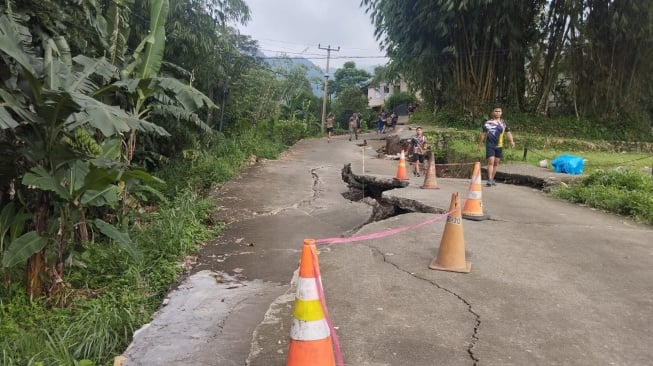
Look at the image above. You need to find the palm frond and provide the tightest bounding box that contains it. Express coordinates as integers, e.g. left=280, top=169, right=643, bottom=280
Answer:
left=0, top=89, right=42, bottom=127
left=52, top=36, right=72, bottom=65
left=44, top=58, right=71, bottom=91
left=152, top=77, right=215, bottom=111
left=135, top=0, right=169, bottom=79
left=151, top=91, right=175, bottom=105
left=150, top=104, right=212, bottom=132
left=68, top=94, right=170, bottom=137
left=0, top=15, right=36, bottom=74
left=108, top=78, right=147, bottom=94
left=160, top=61, right=192, bottom=81
left=0, top=106, right=19, bottom=129
left=106, top=0, right=133, bottom=66
left=38, top=89, right=79, bottom=126
left=66, top=56, right=118, bottom=95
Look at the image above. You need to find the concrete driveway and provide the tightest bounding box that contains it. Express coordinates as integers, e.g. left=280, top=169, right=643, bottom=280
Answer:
left=120, top=127, right=653, bottom=366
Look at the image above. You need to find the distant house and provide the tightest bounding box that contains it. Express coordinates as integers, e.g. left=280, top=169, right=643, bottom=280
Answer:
left=366, top=78, right=419, bottom=110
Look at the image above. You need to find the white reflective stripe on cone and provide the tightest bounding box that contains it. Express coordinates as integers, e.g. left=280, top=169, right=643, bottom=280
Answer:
left=290, top=318, right=331, bottom=341
left=467, top=191, right=482, bottom=200
left=297, top=276, right=321, bottom=300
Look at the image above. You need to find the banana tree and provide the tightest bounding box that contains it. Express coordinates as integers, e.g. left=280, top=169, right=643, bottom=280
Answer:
left=104, top=0, right=214, bottom=163
left=0, top=14, right=168, bottom=300
left=95, top=0, right=216, bottom=216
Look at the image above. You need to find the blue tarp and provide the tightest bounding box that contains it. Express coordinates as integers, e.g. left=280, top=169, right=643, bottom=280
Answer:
left=551, top=154, right=585, bottom=175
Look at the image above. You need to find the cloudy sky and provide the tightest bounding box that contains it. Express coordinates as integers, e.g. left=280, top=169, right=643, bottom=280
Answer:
left=238, top=0, right=389, bottom=71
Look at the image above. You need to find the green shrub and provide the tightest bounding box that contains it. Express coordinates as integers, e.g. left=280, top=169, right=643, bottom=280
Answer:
left=583, top=169, right=653, bottom=191
left=273, top=119, right=309, bottom=146
left=153, top=128, right=286, bottom=196
left=553, top=169, right=653, bottom=224
left=384, top=92, right=416, bottom=111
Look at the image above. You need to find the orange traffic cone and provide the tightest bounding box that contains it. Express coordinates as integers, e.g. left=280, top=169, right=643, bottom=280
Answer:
left=421, top=151, right=439, bottom=189
left=394, top=150, right=409, bottom=181
left=286, top=239, right=336, bottom=366
left=462, top=162, right=489, bottom=221
left=429, top=192, right=471, bottom=273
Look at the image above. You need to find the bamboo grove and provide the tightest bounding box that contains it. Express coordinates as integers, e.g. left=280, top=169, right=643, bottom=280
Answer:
left=362, top=0, right=653, bottom=127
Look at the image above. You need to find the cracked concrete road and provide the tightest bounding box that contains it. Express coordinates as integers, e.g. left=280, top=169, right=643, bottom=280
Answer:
left=121, top=126, right=653, bottom=366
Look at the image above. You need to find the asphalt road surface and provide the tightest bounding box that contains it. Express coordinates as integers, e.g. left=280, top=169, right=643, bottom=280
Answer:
left=120, top=127, right=653, bottom=366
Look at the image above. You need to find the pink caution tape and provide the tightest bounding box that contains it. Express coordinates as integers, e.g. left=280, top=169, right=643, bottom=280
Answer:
left=316, top=209, right=456, bottom=245
left=310, top=248, right=344, bottom=366
left=306, top=162, right=481, bottom=365
left=310, top=209, right=456, bottom=365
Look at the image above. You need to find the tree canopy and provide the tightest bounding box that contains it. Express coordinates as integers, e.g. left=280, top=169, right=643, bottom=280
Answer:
left=330, top=61, right=372, bottom=96
left=362, top=0, right=653, bottom=126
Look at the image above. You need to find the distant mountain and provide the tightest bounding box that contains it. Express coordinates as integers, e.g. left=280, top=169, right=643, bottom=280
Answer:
left=261, top=52, right=381, bottom=96
left=361, top=65, right=378, bottom=75
left=262, top=53, right=332, bottom=96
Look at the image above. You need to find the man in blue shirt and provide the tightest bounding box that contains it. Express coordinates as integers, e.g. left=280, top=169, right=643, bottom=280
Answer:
left=477, top=107, right=515, bottom=186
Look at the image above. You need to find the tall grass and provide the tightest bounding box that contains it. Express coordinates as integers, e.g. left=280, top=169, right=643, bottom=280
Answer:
left=0, top=189, right=216, bottom=365
left=155, top=127, right=287, bottom=196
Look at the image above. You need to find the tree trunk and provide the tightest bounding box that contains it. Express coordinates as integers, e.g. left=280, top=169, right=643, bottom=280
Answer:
left=77, top=208, right=89, bottom=245
left=26, top=191, right=49, bottom=300
left=26, top=251, right=45, bottom=301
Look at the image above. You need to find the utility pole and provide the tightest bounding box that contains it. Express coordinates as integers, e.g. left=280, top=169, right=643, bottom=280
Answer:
left=318, top=44, right=339, bottom=133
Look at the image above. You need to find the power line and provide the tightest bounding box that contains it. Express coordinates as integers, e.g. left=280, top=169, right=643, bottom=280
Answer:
left=258, top=48, right=325, bottom=57
left=255, top=38, right=382, bottom=52
left=262, top=55, right=388, bottom=60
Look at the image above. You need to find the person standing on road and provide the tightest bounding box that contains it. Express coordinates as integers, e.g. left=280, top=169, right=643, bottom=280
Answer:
left=410, top=126, right=428, bottom=177
left=326, top=112, right=335, bottom=143
left=477, top=106, right=515, bottom=186
left=377, top=109, right=386, bottom=134
left=382, top=111, right=391, bottom=133
left=348, top=113, right=358, bottom=141
left=356, top=112, right=363, bottom=135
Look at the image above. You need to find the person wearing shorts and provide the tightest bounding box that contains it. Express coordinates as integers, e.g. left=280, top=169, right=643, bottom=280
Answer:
left=326, top=112, right=335, bottom=143
left=477, top=107, right=515, bottom=186
left=410, top=126, right=428, bottom=177
left=348, top=113, right=358, bottom=141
